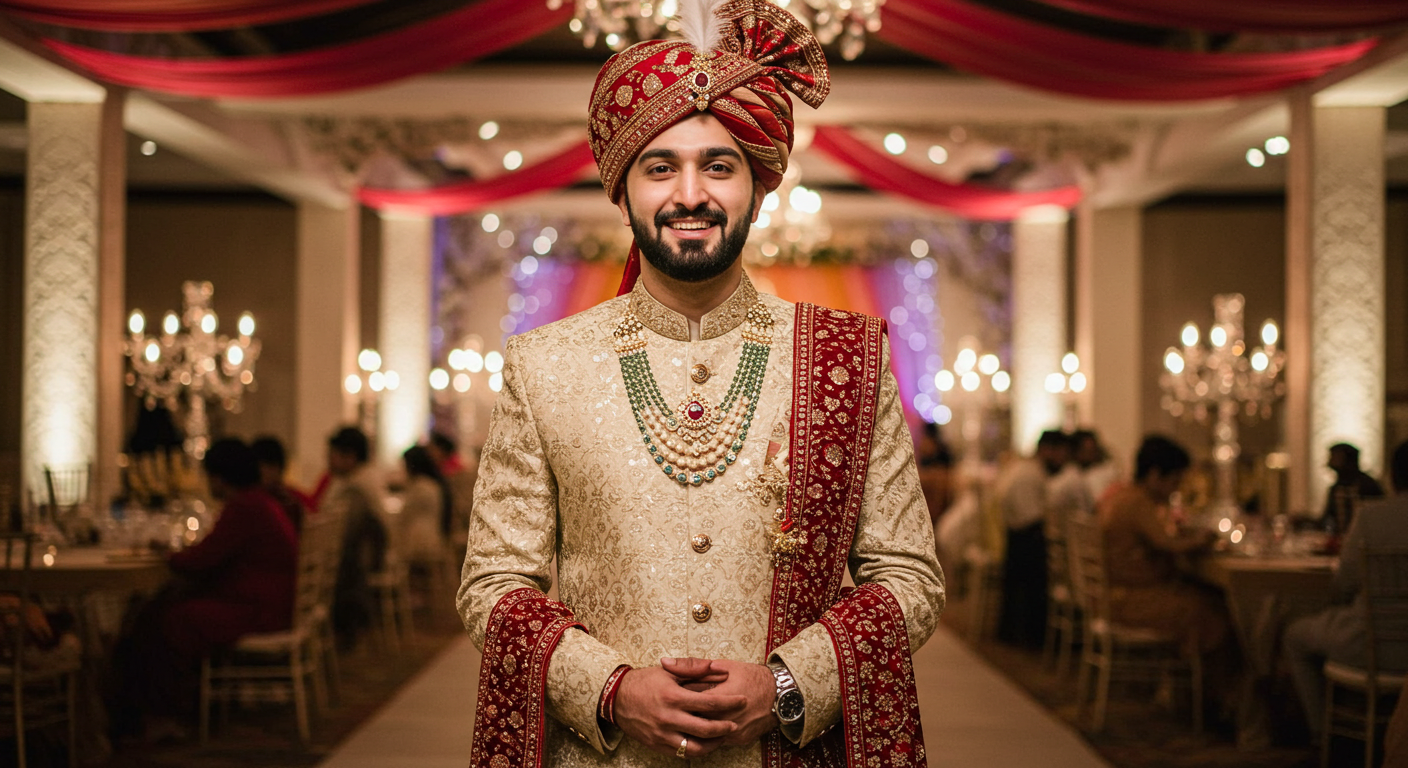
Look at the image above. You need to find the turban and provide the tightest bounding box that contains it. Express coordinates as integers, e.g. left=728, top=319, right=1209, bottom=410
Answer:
left=586, top=0, right=830, bottom=294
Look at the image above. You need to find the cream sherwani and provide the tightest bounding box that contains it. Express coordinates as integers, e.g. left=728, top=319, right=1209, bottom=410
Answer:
left=459, top=275, right=945, bottom=767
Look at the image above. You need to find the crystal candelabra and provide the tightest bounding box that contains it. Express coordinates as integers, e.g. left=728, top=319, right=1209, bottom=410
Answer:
left=125, top=281, right=260, bottom=459
left=344, top=349, right=399, bottom=439
left=427, top=343, right=506, bottom=448
left=554, top=0, right=884, bottom=60
left=934, top=344, right=1011, bottom=463
left=1045, top=352, right=1087, bottom=431
left=1160, top=293, right=1285, bottom=519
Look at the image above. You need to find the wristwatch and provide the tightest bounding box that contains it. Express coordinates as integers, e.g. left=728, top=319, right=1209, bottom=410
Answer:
left=768, top=661, right=805, bottom=725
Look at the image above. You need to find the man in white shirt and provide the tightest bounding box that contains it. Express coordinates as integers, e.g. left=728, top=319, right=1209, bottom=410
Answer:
left=996, top=430, right=1070, bottom=648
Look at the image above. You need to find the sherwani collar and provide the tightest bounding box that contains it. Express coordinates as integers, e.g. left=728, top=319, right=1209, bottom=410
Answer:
left=628, top=272, right=758, bottom=342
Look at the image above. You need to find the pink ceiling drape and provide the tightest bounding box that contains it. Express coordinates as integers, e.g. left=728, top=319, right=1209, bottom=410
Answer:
left=0, top=0, right=380, bottom=32
left=39, top=0, right=571, bottom=98
left=810, top=126, right=1082, bottom=221
left=357, top=141, right=597, bottom=216
left=880, top=0, right=1379, bottom=101
left=1032, top=0, right=1408, bottom=34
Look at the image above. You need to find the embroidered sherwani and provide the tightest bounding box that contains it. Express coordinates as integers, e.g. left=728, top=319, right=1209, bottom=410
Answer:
left=458, top=275, right=945, bottom=767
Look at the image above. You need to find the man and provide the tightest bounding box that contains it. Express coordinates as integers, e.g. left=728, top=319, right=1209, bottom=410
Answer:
left=1286, top=440, right=1408, bottom=743
left=1098, top=436, right=1227, bottom=659
left=1323, top=442, right=1386, bottom=534
left=251, top=435, right=312, bottom=531
left=1071, top=429, right=1119, bottom=508
left=426, top=430, right=476, bottom=547
left=995, top=429, right=1069, bottom=648
left=458, top=2, right=944, bottom=766
left=320, top=426, right=388, bottom=648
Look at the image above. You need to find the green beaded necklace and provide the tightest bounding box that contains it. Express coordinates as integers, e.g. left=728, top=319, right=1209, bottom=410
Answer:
left=613, top=302, right=774, bottom=486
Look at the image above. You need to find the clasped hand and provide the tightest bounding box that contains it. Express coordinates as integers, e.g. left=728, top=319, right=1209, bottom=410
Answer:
left=613, top=657, right=779, bottom=759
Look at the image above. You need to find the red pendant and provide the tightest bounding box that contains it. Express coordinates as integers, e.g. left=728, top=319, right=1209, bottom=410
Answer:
left=686, top=402, right=705, bottom=420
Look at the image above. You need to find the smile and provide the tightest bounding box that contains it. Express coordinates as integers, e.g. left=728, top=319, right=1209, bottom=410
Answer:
left=667, top=220, right=716, bottom=231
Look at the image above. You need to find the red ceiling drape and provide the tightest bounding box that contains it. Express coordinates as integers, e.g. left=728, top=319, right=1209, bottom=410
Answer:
left=880, top=0, right=1379, bottom=101
left=39, top=0, right=570, bottom=98
left=0, top=0, right=380, bottom=32
left=810, top=126, right=1082, bottom=221
left=1032, top=0, right=1408, bottom=34
left=357, top=141, right=597, bottom=216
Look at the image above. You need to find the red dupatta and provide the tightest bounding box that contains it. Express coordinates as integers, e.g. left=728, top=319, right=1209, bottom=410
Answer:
left=764, top=304, right=927, bottom=768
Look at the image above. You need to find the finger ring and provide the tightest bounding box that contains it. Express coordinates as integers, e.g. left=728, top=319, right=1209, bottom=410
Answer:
left=677, top=738, right=688, bottom=759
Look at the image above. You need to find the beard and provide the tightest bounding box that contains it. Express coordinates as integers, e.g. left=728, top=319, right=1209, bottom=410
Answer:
left=628, top=194, right=754, bottom=283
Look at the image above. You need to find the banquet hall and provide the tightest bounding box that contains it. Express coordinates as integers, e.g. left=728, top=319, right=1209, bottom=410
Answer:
left=0, top=1, right=1406, bottom=767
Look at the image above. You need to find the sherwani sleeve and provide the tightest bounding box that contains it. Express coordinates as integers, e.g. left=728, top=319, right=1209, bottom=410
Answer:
left=768, top=337, right=947, bottom=745
left=457, top=338, right=631, bottom=754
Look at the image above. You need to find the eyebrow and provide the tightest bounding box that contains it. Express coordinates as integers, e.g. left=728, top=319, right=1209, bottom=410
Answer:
left=636, top=146, right=745, bottom=167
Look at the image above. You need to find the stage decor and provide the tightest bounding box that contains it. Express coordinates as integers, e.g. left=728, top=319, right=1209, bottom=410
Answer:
left=1032, top=0, right=1408, bottom=34
left=811, top=126, right=1082, bottom=220
left=880, top=0, right=1379, bottom=101
left=38, top=0, right=570, bottom=98
left=435, top=212, right=1018, bottom=428
left=358, top=141, right=596, bottom=216
left=0, top=0, right=378, bottom=32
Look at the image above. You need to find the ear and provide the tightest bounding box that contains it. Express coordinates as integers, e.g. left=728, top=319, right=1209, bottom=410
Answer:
left=616, top=188, right=632, bottom=228
left=751, top=180, right=767, bottom=224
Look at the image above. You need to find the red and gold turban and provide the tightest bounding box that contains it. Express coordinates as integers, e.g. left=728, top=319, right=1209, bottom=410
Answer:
left=589, top=0, right=829, bottom=201
left=588, top=0, right=830, bottom=292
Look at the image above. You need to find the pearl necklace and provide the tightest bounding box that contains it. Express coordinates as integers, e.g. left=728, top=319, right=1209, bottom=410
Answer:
left=613, top=301, right=774, bottom=486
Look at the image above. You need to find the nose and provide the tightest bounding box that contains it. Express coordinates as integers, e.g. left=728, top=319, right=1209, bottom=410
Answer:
left=670, top=165, right=709, bottom=212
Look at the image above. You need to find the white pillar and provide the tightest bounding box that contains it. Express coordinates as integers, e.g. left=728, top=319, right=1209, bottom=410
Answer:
left=294, top=203, right=361, bottom=487
left=377, top=212, right=433, bottom=467
left=1292, top=104, right=1386, bottom=509
left=22, top=101, right=104, bottom=507
left=1010, top=206, right=1069, bottom=454
left=1074, top=204, right=1143, bottom=469
left=96, top=89, right=127, bottom=511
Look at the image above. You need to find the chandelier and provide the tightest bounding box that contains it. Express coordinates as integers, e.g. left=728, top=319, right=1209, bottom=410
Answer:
left=1160, top=293, right=1284, bottom=519
left=125, top=281, right=260, bottom=459
left=747, top=165, right=827, bottom=264
left=553, top=0, right=885, bottom=60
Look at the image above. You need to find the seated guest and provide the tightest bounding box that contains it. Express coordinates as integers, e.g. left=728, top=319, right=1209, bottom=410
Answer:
left=1323, top=442, right=1386, bottom=534
left=398, top=445, right=451, bottom=565
left=916, top=421, right=955, bottom=529
left=112, top=438, right=298, bottom=740
left=1099, top=436, right=1228, bottom=658
left=1072, top=429, right=1120, bottom=508
left=320, top=426, right=388, bottom=648
left=1285, top=440, right=1408, bottom=744
left=996, top=430, right=1070, bottom=648
left=426, top=430, right=476, bottom=546
left=251, top=434, right=312, bottom=531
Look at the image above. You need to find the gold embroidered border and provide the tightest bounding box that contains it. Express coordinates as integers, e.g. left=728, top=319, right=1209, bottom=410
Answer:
left=629, top=272, right=758, bottom=341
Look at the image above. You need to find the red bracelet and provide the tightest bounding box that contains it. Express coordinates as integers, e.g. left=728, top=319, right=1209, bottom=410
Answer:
left=599, top=664, right=632, bottom=726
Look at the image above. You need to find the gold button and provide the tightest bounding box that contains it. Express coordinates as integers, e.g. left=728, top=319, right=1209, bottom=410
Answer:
left=691, top=533, right=712, bottom=553
left=692, top=602, right=712, bottom=623
left=691, top=363, right=711, bottom=384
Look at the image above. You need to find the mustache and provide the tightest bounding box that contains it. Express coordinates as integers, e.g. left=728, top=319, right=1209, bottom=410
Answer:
left=655, top=205, right=727, bottom=229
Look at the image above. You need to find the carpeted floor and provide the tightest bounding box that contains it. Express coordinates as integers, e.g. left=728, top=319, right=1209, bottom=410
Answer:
left=3, top=598, right=468, bottom=768
left=12, top=584, right=1380, bottom=768
left=941, top=591, right=1368, bottom=768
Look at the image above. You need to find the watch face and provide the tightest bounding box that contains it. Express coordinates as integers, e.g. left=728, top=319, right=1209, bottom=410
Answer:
left=777, top=689, right=805, bottom=722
